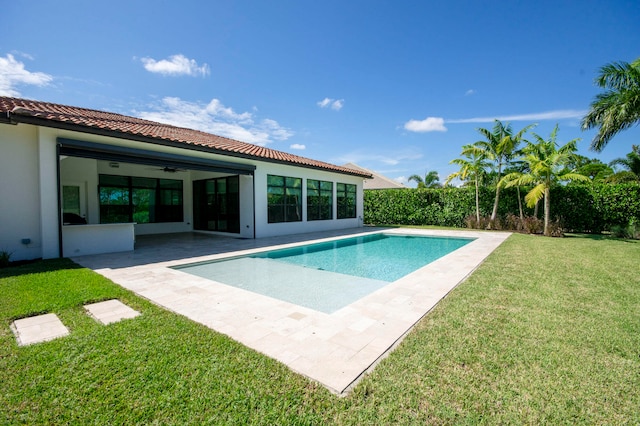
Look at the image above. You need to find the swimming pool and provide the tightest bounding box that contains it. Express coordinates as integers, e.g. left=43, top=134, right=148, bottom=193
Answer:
left=174, top=233, right=474, bottom=313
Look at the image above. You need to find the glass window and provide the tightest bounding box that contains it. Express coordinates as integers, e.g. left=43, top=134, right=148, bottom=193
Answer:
left=307, top=179, right=333, bottom=221
left=62, top=185, right=81, bottom=216
left=268, top=175, right=302, bottom=223
left=98, top=174, right=183, bottom=224
left=337, top=183, right=357, bottom=219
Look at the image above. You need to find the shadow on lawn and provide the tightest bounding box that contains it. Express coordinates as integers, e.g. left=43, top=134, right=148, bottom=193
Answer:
left=564, top=232, right=640, bottom=243
left=0, top=258, right=84, bottom=279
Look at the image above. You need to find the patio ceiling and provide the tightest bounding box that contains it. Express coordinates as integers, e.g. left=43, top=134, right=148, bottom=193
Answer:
left=58, top=137, right=256, bottom=175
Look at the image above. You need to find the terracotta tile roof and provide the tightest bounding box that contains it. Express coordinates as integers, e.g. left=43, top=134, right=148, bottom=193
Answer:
left=0, top=96, right=371, bottom=178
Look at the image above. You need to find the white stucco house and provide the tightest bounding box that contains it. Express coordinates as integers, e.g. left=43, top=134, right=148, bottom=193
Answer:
left=0, top=96, right=371, bottom=261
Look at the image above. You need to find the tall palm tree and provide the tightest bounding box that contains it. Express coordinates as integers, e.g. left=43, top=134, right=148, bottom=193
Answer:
left=445, top=145, right=490, bottom=223
left=608, top=145, right=640, bottom=181
left=408, top=170, right=441, bottom=188
left=466, top=120, right=535, bottom=223
left=500, top=125, right=589, bottom=236
left=581, top=58, right=640, bottom=151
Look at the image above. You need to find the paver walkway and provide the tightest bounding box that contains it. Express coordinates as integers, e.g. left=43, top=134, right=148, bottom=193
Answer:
left=85, top=299, right=140, bottom=325
left=11, top=313, right=69, bottom=346
left=11, top=300, right=141, bottom=346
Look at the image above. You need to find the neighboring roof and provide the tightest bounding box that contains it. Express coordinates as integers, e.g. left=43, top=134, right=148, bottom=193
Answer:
left=0, top=96, right=371, bottom=178
left=343, top=163, right=406, bottom=189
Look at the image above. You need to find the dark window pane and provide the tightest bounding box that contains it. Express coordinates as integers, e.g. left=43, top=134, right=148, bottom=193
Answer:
left=132, top=177, right=157, bottom=189
left=268, top=175, right=284, bottom=187
left=99, top=174, right=129, bottom=187
left=268, top=175, right=302, bottom=223
left=337, top=183, right=356, bottom=219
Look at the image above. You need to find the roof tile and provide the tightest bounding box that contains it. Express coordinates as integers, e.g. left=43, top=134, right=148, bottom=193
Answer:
left=0, top=96, right=370, bottom=178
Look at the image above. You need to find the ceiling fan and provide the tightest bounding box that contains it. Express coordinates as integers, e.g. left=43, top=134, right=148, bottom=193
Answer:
left=147, top=166, right=187, bottom=173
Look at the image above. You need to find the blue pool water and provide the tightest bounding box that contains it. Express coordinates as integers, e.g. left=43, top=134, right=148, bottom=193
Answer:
left=174, top=233, right=473, bottom=314
left=253, top=233, right=472, bottom=282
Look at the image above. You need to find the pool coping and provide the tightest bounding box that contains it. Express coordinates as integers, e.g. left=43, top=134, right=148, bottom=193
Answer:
left=73, top=228, right=510, bottom=395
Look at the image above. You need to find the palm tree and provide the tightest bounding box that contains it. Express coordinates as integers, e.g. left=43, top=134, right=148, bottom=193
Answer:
left=581, top=58, right=640, bottom=151
left=445, top=145, right=490, bottom=223
left=466, top=120, right=535, bottom=223
left=608, top=145, right=640, bottom=181
left=500, top=125, right=589, bottom=236
left=408, top=170, right=441, bottom=188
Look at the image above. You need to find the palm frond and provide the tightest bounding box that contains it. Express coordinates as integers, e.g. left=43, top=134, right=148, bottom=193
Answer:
left=582, top=58, right=640, bottom=151
left=524, top=184, right=545, bottom=208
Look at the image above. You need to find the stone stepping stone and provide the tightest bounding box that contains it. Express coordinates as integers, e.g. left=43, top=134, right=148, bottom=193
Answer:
left=84, top=299, right=140, bottom=325
left=11, top=313, right=69, bottom=346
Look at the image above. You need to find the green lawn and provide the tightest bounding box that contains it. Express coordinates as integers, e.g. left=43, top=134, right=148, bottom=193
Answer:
left=1, top=233, right=638, bottom=424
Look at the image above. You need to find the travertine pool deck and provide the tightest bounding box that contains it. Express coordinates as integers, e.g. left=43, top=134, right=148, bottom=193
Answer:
left=72, top=228, right=510, bottom=395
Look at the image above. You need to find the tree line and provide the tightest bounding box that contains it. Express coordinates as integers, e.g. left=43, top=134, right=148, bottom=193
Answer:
left=403, top=57, right=640, bottom=237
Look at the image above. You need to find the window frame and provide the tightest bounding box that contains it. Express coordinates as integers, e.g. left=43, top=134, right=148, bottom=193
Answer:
left=336, top=182, right=357, bottom=219
left=98, top=174, right=183, bottom=224
left=307, top=179, right=333, bottom=221
left=267, top=174, right=302, bottom=223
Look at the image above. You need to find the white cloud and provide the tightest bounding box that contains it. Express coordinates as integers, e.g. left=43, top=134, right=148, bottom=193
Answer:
left=317, top=97, right=344, bottom=111
left=446, top=109, right=587, bottom=124
left=404, top=117, right=447, bottom=133
left=290, top=143, right=306, bottom=150
left=394, top=176, right=408, bottom=185
left=317, top=98, right=332, bottom=108
left=331, top=149, right=423, bottom=166
left=331, top=99, right=344, bottom=110
left=140, top=54, right=210, bottom=77
left=465, top=89, right=476, bottom=96
left=136, top=97, right=293, bottom=146
left=0, top=53, right=53, bottom=96
left=404, top=109, right=588, bottom=133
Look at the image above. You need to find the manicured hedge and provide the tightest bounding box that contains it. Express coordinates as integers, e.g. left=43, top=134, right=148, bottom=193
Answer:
left=363, top=183, right=640, bottom=233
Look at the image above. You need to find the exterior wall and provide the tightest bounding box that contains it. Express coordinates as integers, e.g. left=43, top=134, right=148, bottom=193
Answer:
left=0, top=121, right=364, bottom=260
left=253, top=162, right=364, bottom=238
left=0, top=124, right=44, bottom=261
left=37, top=128, right=61, bottom=259
left=239, top=174, right=255, bottom=238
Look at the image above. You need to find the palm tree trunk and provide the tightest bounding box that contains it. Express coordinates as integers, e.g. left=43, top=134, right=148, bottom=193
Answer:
left=517, top=186, right=524, bottom=220
left=475, top=178, right=480, bottom=223
left=489, top=186, right=500, bottom=228
left=544, top=186, right=551, bottom=236
left=534, top=199, right=539, bottom=218
left=490, top=163, right=502, bottom=222
left=491, top=186, right=501, bottom=224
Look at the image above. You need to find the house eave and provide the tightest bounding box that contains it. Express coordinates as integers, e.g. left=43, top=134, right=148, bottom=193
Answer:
left=7, top=113, right=372, bottom=179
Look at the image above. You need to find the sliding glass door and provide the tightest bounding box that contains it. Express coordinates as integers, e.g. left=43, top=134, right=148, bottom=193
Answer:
left=193, top=176, right=240, bottom=233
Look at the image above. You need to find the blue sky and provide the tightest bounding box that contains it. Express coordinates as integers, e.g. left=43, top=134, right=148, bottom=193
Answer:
left=2, top=0, right=639, bottom=186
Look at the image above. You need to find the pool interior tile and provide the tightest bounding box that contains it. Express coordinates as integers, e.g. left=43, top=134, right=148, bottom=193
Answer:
left=73, top=228, right=510, bottom=395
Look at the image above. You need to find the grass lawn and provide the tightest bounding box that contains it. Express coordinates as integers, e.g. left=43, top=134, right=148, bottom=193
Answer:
left=1, top=233, right=638, bottom=424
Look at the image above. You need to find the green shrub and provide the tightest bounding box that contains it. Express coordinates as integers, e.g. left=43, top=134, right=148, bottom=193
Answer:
left=0, top=250, right=12, bottom=268
left=364, top=183, right=640, bottom=234
left=610, top=221, right=640, bottom=239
